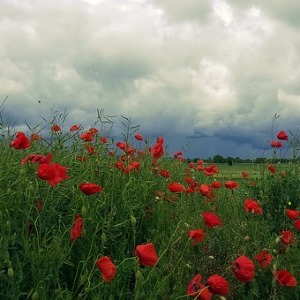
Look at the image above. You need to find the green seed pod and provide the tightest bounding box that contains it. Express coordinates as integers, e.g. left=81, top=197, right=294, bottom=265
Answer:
left=7, top=267, right=14, bottom=278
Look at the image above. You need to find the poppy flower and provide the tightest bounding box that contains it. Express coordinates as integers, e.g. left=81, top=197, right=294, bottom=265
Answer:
left=293, top=219, right=300, bottom=230
left=96, top=256, right=117, bottom=283
left=151, top=137, right=164, bottom=160
left=88, top=127, right=99, bottom=135
left=275, top=270, right=297, bottom=287
left=206, top=274, right=229, bottom=295
left=212, top=181, right=222, bottom=189
left=268, top=164, right=276, bottom=174
left=186, top=274, right=212, bottom=299
left=79, top=183, right=102, bottom=195
left=85, top=145, right=96, bottom=155
left=70, top=124, right=80, bottom=132
left=281, top=230, right=296, bottom=245
left=168, top=182, right=184, bottom=193
left=200, top=184, right=212, bottom=197
left=70, top=214, right=83, bottom=241
left=244, top=199, right=263, bottom=215
left=277, top=131, right=288, bottom=141
left=129, top=161, right=140, bottom=172
left=31, top=133, right=42, bottom=141
left=189, top=229, right=205, bottom=245
left=286, top=209, right=300, bottom=220
left=241, top=171, right=249, bottom=179
left=202, top=212, right=222, bottom=228
left=160, top=169, right=170, bottom=178
left=135, top=133, right=144, bottom=141
left=231, top=255, right=255, bottom=282
left=21, top=153, right=53, bottom=165
left=37, top=163, right=70, bottom=186
left=225, top=180, right=238, bottom=190
left=80, top=132, right=94, bottom=142
left=135, top=243, right=158, bottom=267
left=101, top=136, right=108, bottom=144
left=203, top=164, right=219, bottom=176
left=51, top=124, right=61, bottom=132
left=255, top=250, right=272, bottom=269
left=271, top=140, right=282, bottom=148
left=10, top=132, right=31, bottom=150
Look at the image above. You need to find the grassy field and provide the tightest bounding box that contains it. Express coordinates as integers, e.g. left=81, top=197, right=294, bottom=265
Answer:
left=0, top=115, right=299, bottom=299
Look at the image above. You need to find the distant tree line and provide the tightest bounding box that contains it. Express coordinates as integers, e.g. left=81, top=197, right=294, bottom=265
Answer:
left=186, top=155, right=297, bottom=165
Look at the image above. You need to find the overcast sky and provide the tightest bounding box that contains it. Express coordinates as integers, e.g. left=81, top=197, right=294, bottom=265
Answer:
left=1, top=0, right=300, bottom=159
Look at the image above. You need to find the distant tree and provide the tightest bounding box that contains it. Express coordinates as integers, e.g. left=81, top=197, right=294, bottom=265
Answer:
left=213, top=155, right=225, bottom=163
left=226, top=156, right=234, bottom=166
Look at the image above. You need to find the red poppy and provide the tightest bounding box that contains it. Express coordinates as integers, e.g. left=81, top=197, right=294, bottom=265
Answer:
left=286, top=209, right=300, bottom=220
left=10, top=132, right=31, bottom=150
left=206, top=274, right=229, bottom=295
left=189, top=229, right=205, bottom=245
left=37, top=163, right=70, bottom=186
left=168, top=182, right=184, bottom=193
left=203, top=164, right=219, bottom=176
left=21, top=153, right=53, bottom=165
left=31, top=133, right=42, bottom=141
left=255, top=250, right=272, bottom=269
left=275, top=270, right=297, bottom=287
left=80, top=132, right=94, bottom=142
left=281, top=230, right=296, bottom=245
left=186, top=274, right=212, bottom=300
left=212, top=181, right=222, bottom=189
left=135, top=243, right=158, bottom=267
left=70, top=124, right=80, bottom=132
left=79, top=183, right=102, bottom=195
left=241, top=171, right=249, bottom=179
left=135, top=133, right=144, bottom=141
left=84, top=145, right=96, bottom=155
left=96, top=256, right=117, bottom=283
left=51, top=124, right=61, bottom=132
left=200, top=184, right=212, bottom=196
left=271, top=140, right=282, bottom=148
left=268, top=164, right=276, bottom=174
left=293, top=219, right=300, bottom=230
left=202, top=212, right=222, bottom=228
left=160, top=169, right=170, bottom=178
left=101, top=136, right=108, bottom=144
left=225, top=180, right=238, bottom=189
left=129, top=161, right=140, bottom=172
left=277, top=131, right=288, bottom=141
left=88, top=127, right=99, bottom=135
left=70, top=214, right=83, bottom=241
left=151, top=137, right=164, bottom=159
left=231, top=256, right=255, bottom=282
left=244, top=199, right=263, bottom=215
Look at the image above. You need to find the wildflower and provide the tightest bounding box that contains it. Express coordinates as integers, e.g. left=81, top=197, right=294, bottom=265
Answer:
left=255, top=250, right=273, bottom=268
left=203, top=164, right=219, bottom=176
left=277, top=131, right=288, bottom=141
left=244, top=199, right=263, bottom=215
left=281, top=231, right=296, bottom=245
left=88, top=127, right=99, bottom=135
left=268, top=164, right=276, bottom=174
left=241, top=171, right=249, bottom=179
left=231, top=256, right=255, bottom=282
left=168, top=182, right=184, bottom=193
left=151, top=137, right=164, bottom=159
left=101, top=136, right=108, bottom=144
left=37, top=163, right=69, bottom=186
left=70, top=214, right=83, bottom=241
left=188, top=229, right=205, bottom=245
left=21, top=153, right=53, bottom=165
left=275, top=270, right=297, bottom=286
left=51, top=124, right=61, bottom=132
left=96, top=256, right=117, bottom=283
left=160, top=169, right=170, bottom=178
left=225, top=180, right=238, bottom=190
left=293, top=219, right=300, bottom=231
left=271, top=140, right=282, bottom=148
left=186, top=274, right=212, bottom=299
left=135, top=243, right=158, bottom=267
left=10, top=132, right=31, bottom=150
left=202, top=212, right=222, bottom=228
left=31, top=133, right=42, bottom=141
left=70, top=124, right=80, bottom=132
left=206, top=274, right=230, bottom=296
left=212, top=181, right=222, bottom=189
left=135, top=133, right=144, bottom=141
left=79, top=183, right=102, bottom=195
left=286, top=209, right=300, bottom=220
left=80, top=132, right=94, bottom=142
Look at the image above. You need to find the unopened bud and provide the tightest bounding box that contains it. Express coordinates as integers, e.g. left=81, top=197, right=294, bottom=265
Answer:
left=275, top=236, right=281, bottom=244
left=7, top=267, right=14, bottom=278
left=101, top=232, right=107, bottom=244
left=130, top=215, right=137, bottom=227
left=244, top=235, right=250, bottom=242
left=81, top=205, right=87, bottom=216
left=208, top=256, right=215, bottom=260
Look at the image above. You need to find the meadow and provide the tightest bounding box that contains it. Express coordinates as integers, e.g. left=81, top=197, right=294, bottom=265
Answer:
left=0, top=111, right=299, bottom=300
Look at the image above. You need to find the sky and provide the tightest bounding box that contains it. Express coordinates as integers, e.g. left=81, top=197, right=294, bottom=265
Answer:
left=1, top=0, right=300, bottom=159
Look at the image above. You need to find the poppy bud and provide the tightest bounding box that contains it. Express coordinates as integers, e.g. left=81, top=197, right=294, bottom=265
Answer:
left=101, top=232, right=107, bottom=244
left=7, top=267, right=14, bottom=278
left=244, top=235, right=250, bottom=242
left=275, top=236, right=281, bottom=244
left=135, top=270, right=144, bottom=287
left=208, top=256, right=215, bottom=260
left=32, top=292, right=39, bottom=300
left=81, top=205, right=87, bottom=216
left=272, top=249, right=278, bottom=255
left=184, top=223, right=190, bottom=228
left=130, top=215, right=137, bottom=227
